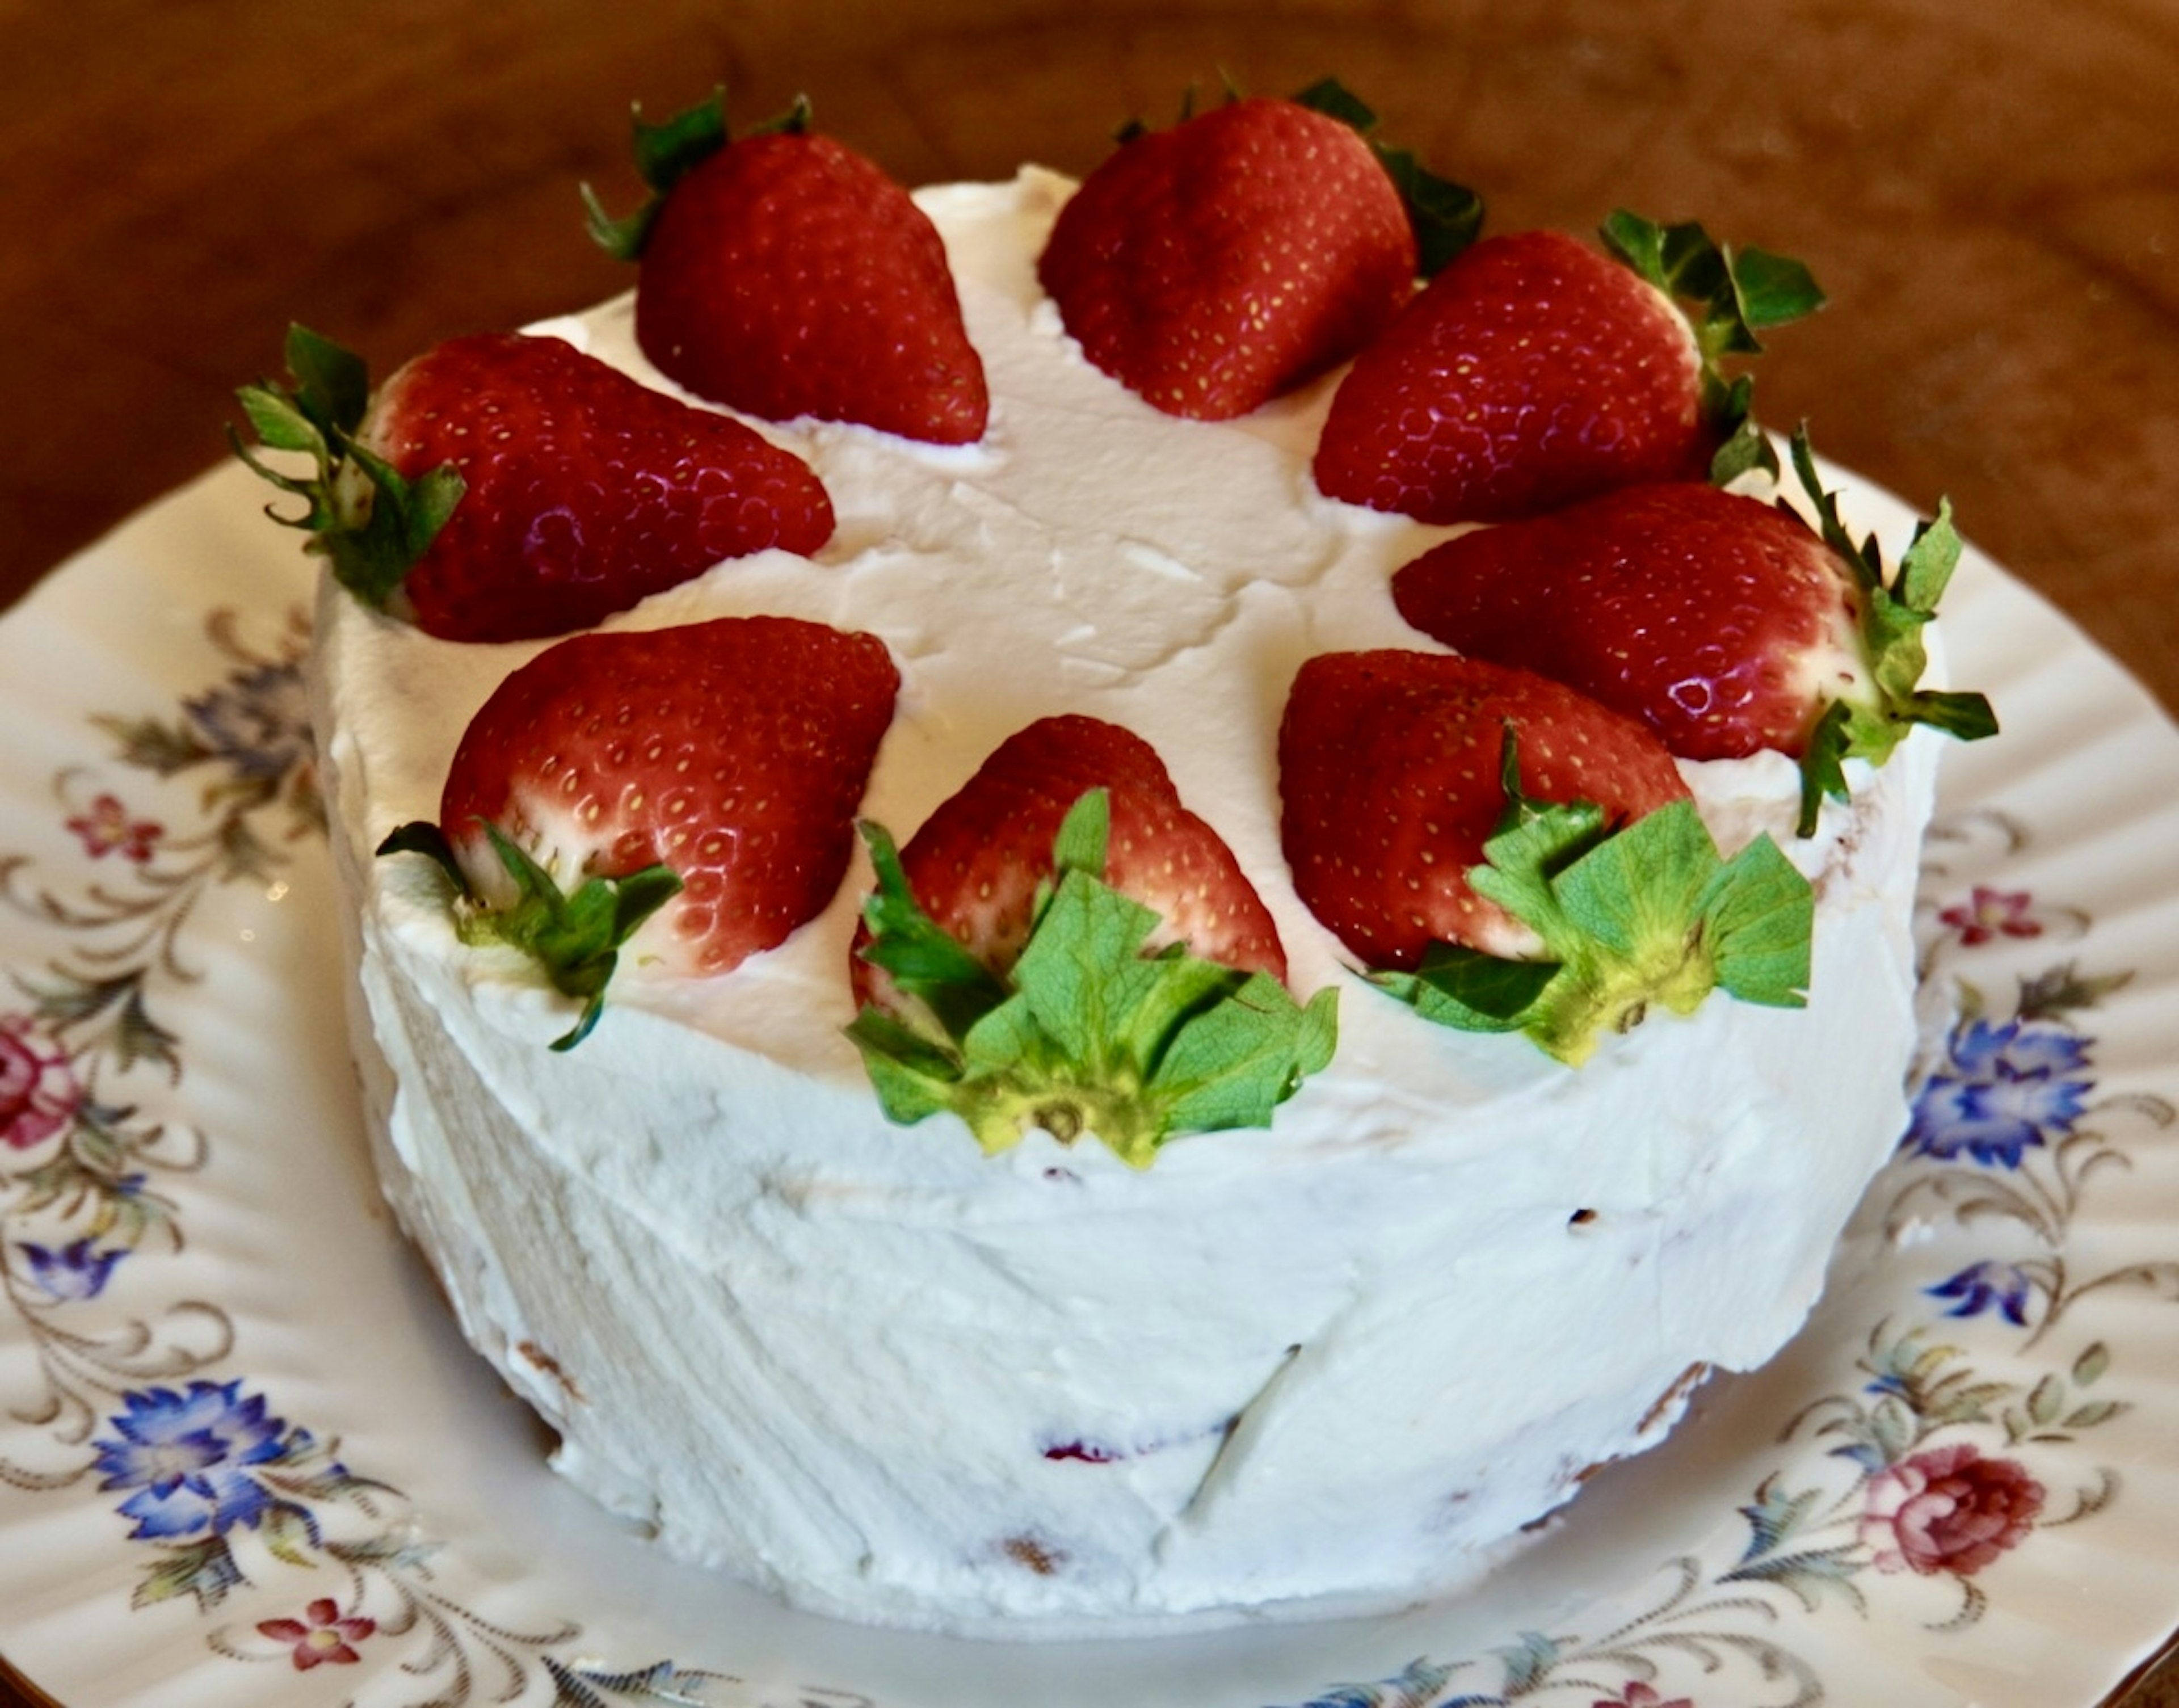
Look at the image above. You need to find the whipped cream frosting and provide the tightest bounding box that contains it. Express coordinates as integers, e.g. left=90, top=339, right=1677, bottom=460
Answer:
left=310, top=168, right=1943, bottom=1634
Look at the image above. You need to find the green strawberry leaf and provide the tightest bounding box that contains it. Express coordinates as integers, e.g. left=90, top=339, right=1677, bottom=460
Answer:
left=1377, top=146, right=1487, bottom=277
left=282, top=322, right=372, bottom=438
left=375, top=817, right=470, bottom=891
left=1795, top=700, right=1854, bottom=838
left=632, top=90, right=731, bottom=194
left=1783, top=426, right=1998, bottom=831
left=843, top=1008, right=964, bottom=1122
left=848, top=790, right=1336, bottom=1167
left=853, top=819, right=1009, bottom=1037
left=1707, top=381, right=1781, bottom=486
left=1372, top=737, right=1814, bottom=1065
left=585, top=87, right=811, bottom=262
left=1370, top=945, right=1560, bottom=1033
left=234, top=385, right=324, bottom=457
left=1293, top=75, right=1482, bottom=275
left=322, top=441, right=465, bottom=610
left=1156, top=973, right=1340, bottom=1135
left=1702, top=832, right=1820, bottom=1004
left=1290, top=75, right=1375, bottom=131
left=1730, top=244, right=1828, bottom=330
left=231, top=324, right=465, bottom=611
left=1601, top=209, right=1823, bottom=458
left=377, top=818, right=683, bottom=1051
left=1904, top=688, right=2001, bottom=742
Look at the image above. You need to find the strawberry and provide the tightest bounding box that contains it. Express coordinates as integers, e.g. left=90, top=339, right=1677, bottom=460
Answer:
left=380, top=615, right=898, bottom=1048
left=234, top=325, right=835, bottom=644
left=1037, top=82, right=1473, bottom=420
left=852, top=713, right=1287, bottom=999
left=1391, top=430, right=1997, bottom=830
left=588, top=91, right=987, bottom=444
left=1278, top=650, right=1813, bottom=1064
left=845, top=716, right=1334, bottom=1168
left=1280, top=650, right=1690, bottom=967
left=1312, top=211, right=1824, bottom=524
left=1396, top=482, right=1856, bottom=760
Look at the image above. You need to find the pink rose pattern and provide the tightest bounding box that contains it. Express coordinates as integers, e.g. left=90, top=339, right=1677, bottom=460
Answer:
left=0, top=1015, right=78, bottom=1150
left=1861, top=1443, right=2046, bottom=1577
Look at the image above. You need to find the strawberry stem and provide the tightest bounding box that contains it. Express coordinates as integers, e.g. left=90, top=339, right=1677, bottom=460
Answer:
left=377, top=818, right=683, bottom=1050
left=1783, top=426, right=1999, bottom=834
left=584, top=86, right=813, bottom=263
left=230, top=324, right=465, bottom=612
left=1599, top=209, right=1825, bottom=483
left=1371, top=729, right=1814, bottom=1065
left=848, top=791, right=1336, bottom=1166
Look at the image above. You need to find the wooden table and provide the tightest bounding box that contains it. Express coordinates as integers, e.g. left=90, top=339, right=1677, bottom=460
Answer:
left=2, top=2, right=2173, bottom=1704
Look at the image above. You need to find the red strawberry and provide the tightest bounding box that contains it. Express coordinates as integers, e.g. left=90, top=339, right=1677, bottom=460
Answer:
left=382, top=616, right=898, bottom=1046
left=851, top=714, right=1285, bottom=1008
left=592, top=94, right=987, bottom=444
left=846, top=715, right=1334, bottom=1166
left=1313, top=212, right=1823, bottom=523
left=1278, top=650, right=1689, bottom=967
left=1393, top=482, right=1861, bottom=762
left=234, top=326, right=835, bottom=644
left=1391, top=430, right=1999, bottom=832
left=1037, top=93, right=1420, bottom=420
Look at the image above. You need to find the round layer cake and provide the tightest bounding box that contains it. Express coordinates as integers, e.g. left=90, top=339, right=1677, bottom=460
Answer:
left=309, top=167, right=1942, bottom=1634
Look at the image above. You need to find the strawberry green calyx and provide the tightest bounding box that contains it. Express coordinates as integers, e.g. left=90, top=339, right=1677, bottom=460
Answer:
left=584, top=86, right=811, bottom=262
left=377, top=820, right=683, bottom=1052
left=1370, top=733, right=1813, bottom=1066
left=232, top=325, right=465, bottom=611
left=1599, top=209, right=1825, bottom=486
left=848, top=791, right=1338, bottom=1168
left=1786, top=427, right=2000, bottom=836
left=1290, top=77, right=1483, bottom=276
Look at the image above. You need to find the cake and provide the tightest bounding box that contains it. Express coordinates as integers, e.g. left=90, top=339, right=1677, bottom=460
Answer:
left=292, top=106, right=1964, bottom=1636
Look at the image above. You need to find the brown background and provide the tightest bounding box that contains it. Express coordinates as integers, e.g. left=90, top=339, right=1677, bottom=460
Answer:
left=1, top=2, right=2174, bottom=1703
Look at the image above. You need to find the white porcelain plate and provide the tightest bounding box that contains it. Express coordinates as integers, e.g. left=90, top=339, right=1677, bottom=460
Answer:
left=3, top=462, right=2177, bottom=1707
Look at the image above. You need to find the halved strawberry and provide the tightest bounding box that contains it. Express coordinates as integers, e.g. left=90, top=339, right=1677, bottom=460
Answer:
left=846, top=715, right=1334, bottom=1167
left=1391, top=430, right=1997, bottom=830
left=1311, top=211, right=1824, bottom=523
left=1037, top=82, right=1475, bottom=420
left=852, top=714, right=1286, bottom=997
left=588, top=91, right=987, bottom=444
left=1278, top=650, right=1811, bottom=1063
left=234, top=326, right=835, bottom=643
left=1280, top=651, right=1689, bottom=966
left=1394, top=480, right=1854, bottom=762
left=380, top=615, right=898, bottom=1047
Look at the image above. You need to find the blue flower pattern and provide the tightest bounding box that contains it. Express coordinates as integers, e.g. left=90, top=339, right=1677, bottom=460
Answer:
left=183, top=661, right=314, bottom=783
left=1903, top=1018, right=2094, bottom=1167
left=18, top=1237, right=126, bottom=1301
left=1927, top=1260, right=2034, bottom=1326
left=92, top=1380, right=293, bottom=1541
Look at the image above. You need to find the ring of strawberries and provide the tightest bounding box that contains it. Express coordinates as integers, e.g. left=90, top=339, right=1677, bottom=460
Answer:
left=241, top=78, right=1995, bottom=1164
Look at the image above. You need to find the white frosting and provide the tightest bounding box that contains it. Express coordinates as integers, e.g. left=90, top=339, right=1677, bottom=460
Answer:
left=310, top=168, right=1943, bottom=1635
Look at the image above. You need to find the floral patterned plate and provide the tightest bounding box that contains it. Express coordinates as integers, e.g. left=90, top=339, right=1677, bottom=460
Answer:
left=3, top=461, right=2177, bottom=1708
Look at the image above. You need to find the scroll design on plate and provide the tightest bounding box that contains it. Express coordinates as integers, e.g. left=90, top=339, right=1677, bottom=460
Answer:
left=0, top=607, right=322, bottom=1485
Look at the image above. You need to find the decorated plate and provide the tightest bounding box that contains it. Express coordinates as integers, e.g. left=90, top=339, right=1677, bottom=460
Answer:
left=2, top=460, right=2176, bottom=1707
